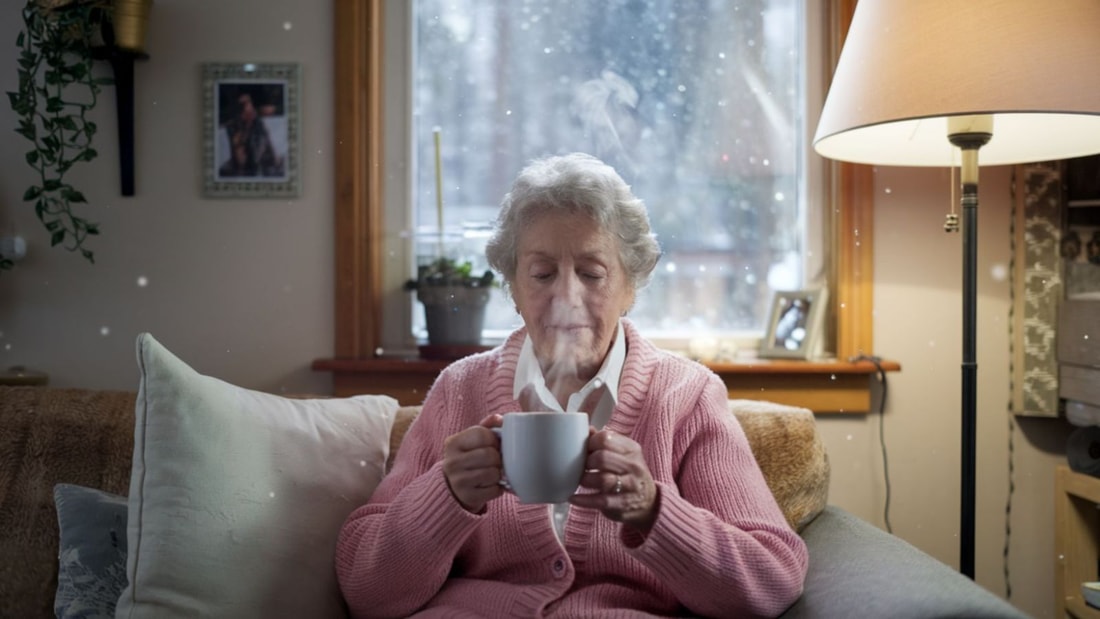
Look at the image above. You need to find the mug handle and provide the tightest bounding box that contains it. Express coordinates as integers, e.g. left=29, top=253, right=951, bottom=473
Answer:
left=490, top=427, right=511, bottom=490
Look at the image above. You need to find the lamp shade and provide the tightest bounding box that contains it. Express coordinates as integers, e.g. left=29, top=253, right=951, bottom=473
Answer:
left=813, top=0, right=1100, bottom=166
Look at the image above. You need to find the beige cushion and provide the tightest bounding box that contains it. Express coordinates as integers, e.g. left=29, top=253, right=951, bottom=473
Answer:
left=730, top=399, right=830, bottom=531
left=389, top=400, right=829, bottom=532
left=115, top=334, right=398, bottom=619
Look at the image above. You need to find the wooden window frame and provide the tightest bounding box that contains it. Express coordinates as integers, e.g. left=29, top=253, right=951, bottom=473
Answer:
left=321, top=0, right=891, bottom=413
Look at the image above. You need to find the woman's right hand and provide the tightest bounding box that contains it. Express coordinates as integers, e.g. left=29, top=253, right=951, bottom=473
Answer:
left=442, top=414, right=504, bottom=513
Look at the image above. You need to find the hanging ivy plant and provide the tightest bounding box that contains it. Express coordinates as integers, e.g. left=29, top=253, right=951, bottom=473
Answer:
left=6, top=0, right=113, bottom=271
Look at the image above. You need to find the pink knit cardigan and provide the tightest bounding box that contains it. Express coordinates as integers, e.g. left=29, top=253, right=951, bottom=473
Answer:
left=335, top=320, right=808, bottom=618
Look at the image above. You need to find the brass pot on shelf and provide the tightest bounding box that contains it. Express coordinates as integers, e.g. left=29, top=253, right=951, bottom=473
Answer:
left=111, top=0, right=151, bottom=52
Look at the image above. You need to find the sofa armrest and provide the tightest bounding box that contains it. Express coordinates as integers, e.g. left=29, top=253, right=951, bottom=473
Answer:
left=780, top=506, right=1029, bottom=619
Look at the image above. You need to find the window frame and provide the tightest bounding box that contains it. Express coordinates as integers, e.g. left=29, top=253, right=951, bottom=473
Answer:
left=330, top=0, right=873, bottom=363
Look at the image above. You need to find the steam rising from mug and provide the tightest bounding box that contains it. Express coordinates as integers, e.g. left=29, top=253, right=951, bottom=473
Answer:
left=541, top=303, right=587, bottom=409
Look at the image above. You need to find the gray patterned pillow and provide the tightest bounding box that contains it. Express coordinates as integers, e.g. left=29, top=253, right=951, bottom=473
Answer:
left=53, top=484, right=128, bottom=619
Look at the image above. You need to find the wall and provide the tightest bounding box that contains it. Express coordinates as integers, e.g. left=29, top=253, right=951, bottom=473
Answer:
left=0, top=2, right=1073, bottom=617
left=0, top=0, right=334, bottom=395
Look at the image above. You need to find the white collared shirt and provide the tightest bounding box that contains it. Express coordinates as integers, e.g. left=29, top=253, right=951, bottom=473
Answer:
left=512, top=320, right=626, bottom=542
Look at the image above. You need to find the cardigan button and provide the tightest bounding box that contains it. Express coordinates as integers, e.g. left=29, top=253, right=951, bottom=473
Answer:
left=552, top=557, right=566, bottom=577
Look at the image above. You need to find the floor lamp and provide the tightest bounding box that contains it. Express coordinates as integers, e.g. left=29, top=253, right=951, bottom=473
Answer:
left=813, top=0, right=1100, bottom=580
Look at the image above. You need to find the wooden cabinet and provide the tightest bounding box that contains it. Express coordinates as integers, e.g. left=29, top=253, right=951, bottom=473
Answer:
left=1056, top=465, right=1100, bottom=618
left=1059, top=300, right=1100, bottom=412
left=1059, top=155, right=1100, bottom=418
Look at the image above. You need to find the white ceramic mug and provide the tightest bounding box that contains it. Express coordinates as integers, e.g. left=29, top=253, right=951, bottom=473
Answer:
left=493, top=412, right=589, bottom=504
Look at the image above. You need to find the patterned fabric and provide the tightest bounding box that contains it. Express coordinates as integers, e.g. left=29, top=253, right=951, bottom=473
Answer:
left=1010, top=163, right=1062, bottom=416
left=53, top=484, right=128, bottom=619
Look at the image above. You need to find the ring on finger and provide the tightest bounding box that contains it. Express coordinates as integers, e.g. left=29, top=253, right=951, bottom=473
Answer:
left=614, top=475, right=623, bottom=495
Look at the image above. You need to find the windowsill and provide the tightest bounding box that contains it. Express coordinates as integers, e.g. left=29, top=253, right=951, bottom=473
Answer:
left=311, top=355, right=900, bottom=414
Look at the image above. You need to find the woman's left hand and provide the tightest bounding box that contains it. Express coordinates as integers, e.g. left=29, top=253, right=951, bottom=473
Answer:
left=569, top=428, right=659, bottom=534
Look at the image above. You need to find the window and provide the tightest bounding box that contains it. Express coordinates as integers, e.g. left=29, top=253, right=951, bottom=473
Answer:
left=380, top=0, right=827, bottom=352
left=333, top=0, right=873, bottom=361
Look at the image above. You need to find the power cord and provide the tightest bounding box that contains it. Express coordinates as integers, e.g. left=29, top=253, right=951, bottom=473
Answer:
left=1003, top=414, right=1016, bottom=600
left=849, top=354, right=892, bottom=534
left=1004, top=168, right=1016, bottom=601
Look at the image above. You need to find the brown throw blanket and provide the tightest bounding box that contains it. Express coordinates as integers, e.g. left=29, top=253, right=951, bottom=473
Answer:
left=0, top=386, right=136, bottom=619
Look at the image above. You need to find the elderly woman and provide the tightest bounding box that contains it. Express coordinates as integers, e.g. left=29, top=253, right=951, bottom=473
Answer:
left=335, top=153, right=807, bottom=618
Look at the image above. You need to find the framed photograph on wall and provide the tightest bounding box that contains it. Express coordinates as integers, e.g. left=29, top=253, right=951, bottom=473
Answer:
left=202, top=63, right=300, bottom=198
left=759, top=288, right=828, bottom=360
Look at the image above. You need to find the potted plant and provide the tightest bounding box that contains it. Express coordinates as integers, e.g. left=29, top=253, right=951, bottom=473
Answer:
left=6, top=0, right=152, bottom=273
left=404, top=256, right=495, bottom=346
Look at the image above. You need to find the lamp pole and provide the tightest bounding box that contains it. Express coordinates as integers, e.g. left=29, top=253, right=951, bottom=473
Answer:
left=948, top=117, right=991, bottom=580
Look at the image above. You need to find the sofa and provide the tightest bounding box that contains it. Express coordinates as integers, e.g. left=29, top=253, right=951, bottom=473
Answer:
left=0, top=333, right=1029, bottom=618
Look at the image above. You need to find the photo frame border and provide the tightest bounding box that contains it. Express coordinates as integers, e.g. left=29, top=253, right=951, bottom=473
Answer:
left=202, top=62, right=300, bottom=199
left=759, top=288, right=828, bottom=360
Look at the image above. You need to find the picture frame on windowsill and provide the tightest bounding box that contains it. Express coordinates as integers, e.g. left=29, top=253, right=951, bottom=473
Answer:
left=759, top=288, right=828, bottom=360
left=202, top=62, right=300, bottom=199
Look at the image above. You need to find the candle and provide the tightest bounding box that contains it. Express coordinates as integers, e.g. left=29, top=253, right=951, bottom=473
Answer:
left=433, top=127, right=444, bottom=252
